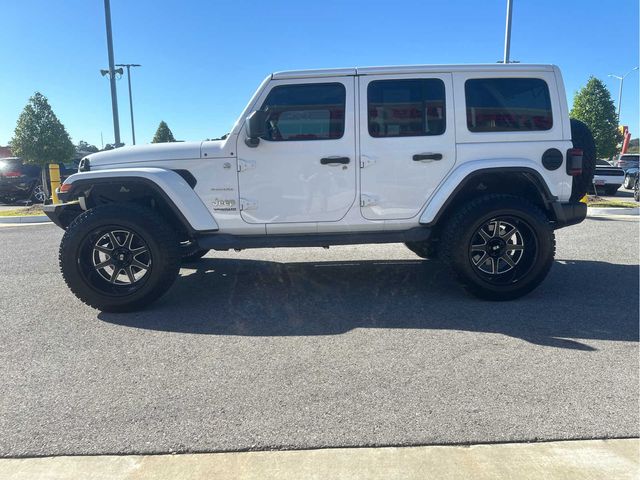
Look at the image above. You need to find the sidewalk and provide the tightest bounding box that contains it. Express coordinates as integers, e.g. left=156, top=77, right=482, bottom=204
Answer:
left=1, top=439, right=637, bottom=480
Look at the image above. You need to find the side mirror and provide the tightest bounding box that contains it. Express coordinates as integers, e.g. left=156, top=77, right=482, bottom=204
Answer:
left=245, top=110, right=267, bottom=147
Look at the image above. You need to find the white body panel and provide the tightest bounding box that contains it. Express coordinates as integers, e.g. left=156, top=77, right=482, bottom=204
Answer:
left=235, top=76, right=357, bottom=224
left=358, top=73, right=456, bottom=220
left=64, top=168, right=219, bottom=232
left=75, top=63, right=576, bottom=235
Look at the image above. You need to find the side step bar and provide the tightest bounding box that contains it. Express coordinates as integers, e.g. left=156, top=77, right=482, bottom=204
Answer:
left=196, top=227, right=431, bottom=251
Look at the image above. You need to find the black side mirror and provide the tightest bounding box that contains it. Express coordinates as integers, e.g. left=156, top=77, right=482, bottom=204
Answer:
left=245, top=110, right=267, bottom=147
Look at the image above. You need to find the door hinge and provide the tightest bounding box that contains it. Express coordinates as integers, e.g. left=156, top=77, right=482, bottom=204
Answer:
left=240, top=198, right=258, bottom=211
left=360, top=194, right=379, bottom=207
left=238, top=159, right=256, bottom=172
left=360, top=156, right=376, bottom=168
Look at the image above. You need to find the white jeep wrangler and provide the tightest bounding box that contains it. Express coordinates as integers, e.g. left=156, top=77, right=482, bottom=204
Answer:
left=45, top=63, right=595, bottom=312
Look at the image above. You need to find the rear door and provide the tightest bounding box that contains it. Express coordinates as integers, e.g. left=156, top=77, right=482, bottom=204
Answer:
left=358, top=74, right=456, bottom=220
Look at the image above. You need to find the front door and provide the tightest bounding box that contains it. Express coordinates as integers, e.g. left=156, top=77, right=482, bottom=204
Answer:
left=236, top=78, right=356, bottom=224
left=358, top=74, right=456, bottom=220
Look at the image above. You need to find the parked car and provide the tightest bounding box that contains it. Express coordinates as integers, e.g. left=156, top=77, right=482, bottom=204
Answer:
left=0, top=157, right=75, bottom=204
left=591, top=159, right=625, bottom=195
left=615, top=153, right=639, bottom=172
left=45, top=63, right=595, bottom=311
left=622, top=166, right=639, bottom=189
left=633, top=170, right=640, bottom=202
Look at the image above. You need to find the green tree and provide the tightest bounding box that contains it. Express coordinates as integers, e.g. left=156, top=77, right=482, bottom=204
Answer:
left=76, top=140, right=99, bottom=153
left=11, top=92, right=75, bottom=197
left=152, top=121, right=176, bottom=143
left=570, top=77, right=622, bottom=159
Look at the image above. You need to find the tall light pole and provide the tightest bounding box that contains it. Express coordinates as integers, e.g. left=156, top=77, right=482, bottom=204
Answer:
left=503, top=0, right=514, bottom=64
left=608, top=66, right=639, bottom=120
left=103, top=0, right=121, bottom=146
left=116, top=64, right=141, bottom=145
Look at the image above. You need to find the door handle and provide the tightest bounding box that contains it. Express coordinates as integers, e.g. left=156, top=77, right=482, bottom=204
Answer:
left=321, top=156, right=350, bottom=165
left=413, top=153, right=443, bottom=161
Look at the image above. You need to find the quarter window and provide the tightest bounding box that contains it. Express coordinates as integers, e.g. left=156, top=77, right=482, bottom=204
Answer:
left=260, top=83, right=345, bottom=141
left=465, top=78, right=553, bottom=132
left=368, top=79, right=446, bottom=138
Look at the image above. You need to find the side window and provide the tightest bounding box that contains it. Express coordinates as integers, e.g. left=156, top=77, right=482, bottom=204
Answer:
left=465, top=78, right=553, bottom=132
left=260, top=83, right=345, bottom=141
left=368, top=79, right=446, bottom=138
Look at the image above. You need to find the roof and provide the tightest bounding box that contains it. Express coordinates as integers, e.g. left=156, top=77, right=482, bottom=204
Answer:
left=272, top=63, right=556, bottom=80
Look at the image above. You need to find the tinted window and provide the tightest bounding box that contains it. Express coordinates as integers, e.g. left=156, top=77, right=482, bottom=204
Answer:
left=465, top=78, right=552, bottom=132
left=368, top=79, right=446, bottom=137
left=260, top=83, right=345, bottom=141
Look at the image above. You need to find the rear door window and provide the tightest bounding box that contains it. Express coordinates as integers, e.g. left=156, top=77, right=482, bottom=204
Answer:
left=367, top=79, right=446, bottom=137
left=465, top=78, right=553, bottom=132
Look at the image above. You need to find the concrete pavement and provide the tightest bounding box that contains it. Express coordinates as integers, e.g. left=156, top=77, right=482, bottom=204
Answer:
left=1, top=439, right=637, bottom=480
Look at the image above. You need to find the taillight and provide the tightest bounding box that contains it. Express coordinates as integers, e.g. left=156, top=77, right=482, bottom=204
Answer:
left=59, top=183, right=72, bottom=193
left=566, top=148, right=583, bottom=176
left=3, top=171, right=21, bottom=178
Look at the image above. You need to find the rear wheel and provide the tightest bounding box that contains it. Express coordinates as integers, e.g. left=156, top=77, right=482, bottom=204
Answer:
left=440, top=194, right=555, bottom=300
left=59, top=204, right=181, bottom=312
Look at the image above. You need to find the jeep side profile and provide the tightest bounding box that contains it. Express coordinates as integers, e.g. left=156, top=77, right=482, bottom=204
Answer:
left=45, top=64, right=595, bottom=312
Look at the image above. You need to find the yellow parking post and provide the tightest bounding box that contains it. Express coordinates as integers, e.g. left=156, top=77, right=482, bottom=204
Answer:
left=579, top=194, right=588, bottom=204
left=49, top=164, right=60, bottom=204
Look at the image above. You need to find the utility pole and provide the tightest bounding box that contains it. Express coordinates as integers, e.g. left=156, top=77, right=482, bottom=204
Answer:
left=116, top=64, right=142, bottom=145
left=503, top=0, right=513, bottom=64
left=608, top=67, right=639, bottom=120
left=103, top=0, right=121, bottom=146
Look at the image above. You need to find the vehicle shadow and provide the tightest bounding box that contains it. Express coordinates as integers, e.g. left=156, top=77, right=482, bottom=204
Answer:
left=98, top=257, right=639, bottom=350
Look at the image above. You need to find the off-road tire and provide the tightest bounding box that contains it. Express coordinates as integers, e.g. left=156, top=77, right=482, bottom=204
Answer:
left=405, top=241, right=438, bottom=259
left=59, top=204, right=181, bottom=312
left=439, top=194, right=555, bottom=301
left=569, top=118, right=596, bottom=201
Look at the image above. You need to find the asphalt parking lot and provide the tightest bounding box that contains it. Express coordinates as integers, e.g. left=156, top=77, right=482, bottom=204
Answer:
left=0, top=217, right=638, bottom=458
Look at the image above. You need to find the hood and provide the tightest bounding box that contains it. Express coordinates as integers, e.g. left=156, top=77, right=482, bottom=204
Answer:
left=83, top=140, right=230, bottom=170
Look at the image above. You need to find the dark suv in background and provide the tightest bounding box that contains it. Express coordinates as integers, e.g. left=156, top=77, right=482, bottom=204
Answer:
left=0, top=157, right=75, bottom=205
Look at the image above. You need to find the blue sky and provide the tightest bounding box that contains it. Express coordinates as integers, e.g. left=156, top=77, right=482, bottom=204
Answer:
left=1, top=0, right=638, bottom=148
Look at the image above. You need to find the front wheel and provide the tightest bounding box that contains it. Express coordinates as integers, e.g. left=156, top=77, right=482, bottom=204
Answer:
left=30, top=183, right=47, bottom=203
left=59, top=204, right=181, bottom=312
left=439, top=194, right=555, bottom=301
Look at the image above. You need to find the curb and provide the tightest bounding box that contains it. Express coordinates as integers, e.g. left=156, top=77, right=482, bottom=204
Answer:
left=0, top=215, right=51, bottom=224
left=0, top=439, right=637, bottom=480
left=588, top=207, right=639, bottom=216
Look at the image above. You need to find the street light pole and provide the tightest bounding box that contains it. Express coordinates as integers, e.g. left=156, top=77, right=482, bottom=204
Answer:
left=116, top=64, right=141, bottom=145
left=608, top=67, right=639, bottom=120
left=103, top=0, right=121, bottom=146
left=503, top=0, right=513, bottom=64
